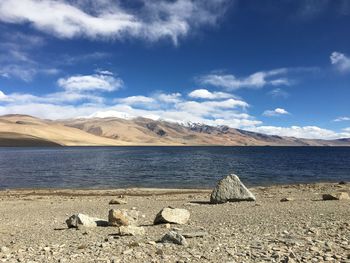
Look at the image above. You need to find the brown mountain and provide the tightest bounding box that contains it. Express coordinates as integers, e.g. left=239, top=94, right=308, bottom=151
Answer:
left=0, top=114, right=349, bottom=146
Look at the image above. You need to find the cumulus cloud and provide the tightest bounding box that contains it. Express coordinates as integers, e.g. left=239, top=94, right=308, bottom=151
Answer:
left=0, top=70, right=119, bottom=105
left=263, top=108, right=290, bottom=117
left=330, top=51, right=350, bottom=73
left=188, top=89, right=233, bottom=99
left=0, top=0, right=230, bottom=45
left=249, top=125, right=350, bottom=140
left=57, top=73, right=123, bottom=92
left=198, top=68, right=290, bottom=90
left=334, top=116, right=350, bottom=122
left=343, top=127, right=350, bottom=132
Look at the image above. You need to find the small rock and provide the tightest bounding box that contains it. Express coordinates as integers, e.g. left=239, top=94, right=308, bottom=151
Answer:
left=108, top=209, right=139, bottom=226
left=155, top=249, right=164, bottom=255
left=119, top=226, right=145, bottom=236
left=159, top=231, right=188, bottom=246
left=123, top=249, right=133, bottom=255
left=322, top=192, right=350, bottom=201
left=109, top=199, right=127, bottom=205
left=77, top=244, right=87, bottom=249
left=154, top=207, right=190, bottom=225
left=210, top=174, right=256, bottom=203
left=280, top=197, right=294, bottom=202
left=0, top=246, right=9, bottom=254
left=339, top=181, right=347, bottom=185
left=66, top=213, right=108, bottom=228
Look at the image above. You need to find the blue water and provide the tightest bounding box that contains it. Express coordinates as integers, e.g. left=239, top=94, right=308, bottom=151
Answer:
left=0, top=147, right=349, bottom=189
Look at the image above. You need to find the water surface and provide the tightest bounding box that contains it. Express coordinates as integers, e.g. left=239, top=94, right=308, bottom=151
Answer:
left=0, top=146, right=349, bottom=189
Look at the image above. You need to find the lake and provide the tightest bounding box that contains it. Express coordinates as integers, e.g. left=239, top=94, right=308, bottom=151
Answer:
left=0, top=146, right=349, bottom=189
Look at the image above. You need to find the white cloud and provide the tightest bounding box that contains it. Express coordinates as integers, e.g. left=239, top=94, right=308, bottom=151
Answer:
left=176, top=98, right=248, bottom=116
left=188, top=89, right=233, bottom=99
left=249, top=126, right=350, bottom=140
left=0, top=71, right=120, bottom=104
left=263, top=108, right=290, bottom=117
left=156, top=93, right=182, bottom=103
left=0, top=64, right=37, bottom=82
left=0, top=0, right=230, bottom=45
left=0, top=31, right=59, bottom=81
left=343, top=127, right=350, bottom=132
left=116, top=96, right=155, bottom=106
left=0, top=84, right=259, bottom=130
left=95, top=69, right=114, bottom=76
left=60, top=52, right=110, bottom=66
left=334, top=116, right=350, bottom=122
left=198, top=68, right=290, bottom=90
left=0, top=90, right=8, bottom=101
left=268, top=88, right=289, bottom=98
left=0, top=91, right=104, bottom=104
left=57, top=74, right=123, bottom=92
left=330, top=51, right=350, bottom=73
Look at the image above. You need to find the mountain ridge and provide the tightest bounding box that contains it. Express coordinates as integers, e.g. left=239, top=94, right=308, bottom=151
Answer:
left=0, top=114, right=349, bottom=147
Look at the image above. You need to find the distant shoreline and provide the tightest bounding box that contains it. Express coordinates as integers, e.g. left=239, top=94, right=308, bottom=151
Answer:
left=2, top=144, right=350, bottom=147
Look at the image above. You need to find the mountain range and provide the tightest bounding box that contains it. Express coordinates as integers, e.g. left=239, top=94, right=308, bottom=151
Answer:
left=0, top=114, right=349, bottom=147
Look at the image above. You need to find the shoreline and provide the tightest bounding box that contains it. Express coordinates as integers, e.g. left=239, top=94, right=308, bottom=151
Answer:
left=2, top=145, right=350, bottom=147
left=0, top=181, right=346, bottom=196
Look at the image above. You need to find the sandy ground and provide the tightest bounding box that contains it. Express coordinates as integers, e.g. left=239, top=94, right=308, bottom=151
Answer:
left=0, top=183, right=350, bottom=263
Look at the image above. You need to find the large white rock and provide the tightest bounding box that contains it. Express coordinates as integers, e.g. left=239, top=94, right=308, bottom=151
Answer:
left=154, top=207, right=190, bottom=225
left=66, top=213, right=108, bottom=228
left=210, top=174, right=256, bottom=203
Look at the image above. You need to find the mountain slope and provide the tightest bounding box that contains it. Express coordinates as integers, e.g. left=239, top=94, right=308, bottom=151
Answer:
left=61, top=117, right=350, bottom=146
left=0, top=114, right=349, bottom=146
left=0, top=115, right=130, bottom=146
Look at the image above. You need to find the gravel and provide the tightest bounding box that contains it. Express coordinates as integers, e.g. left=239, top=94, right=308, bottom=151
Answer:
left=0, top=182, right=350, bottom=262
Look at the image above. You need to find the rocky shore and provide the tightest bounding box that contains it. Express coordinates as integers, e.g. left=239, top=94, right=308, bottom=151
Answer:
left=1, top=182, right=350, bottom=263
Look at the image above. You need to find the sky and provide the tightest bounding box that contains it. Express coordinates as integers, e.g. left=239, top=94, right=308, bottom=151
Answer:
left=0, top=0, right=350, bottom=140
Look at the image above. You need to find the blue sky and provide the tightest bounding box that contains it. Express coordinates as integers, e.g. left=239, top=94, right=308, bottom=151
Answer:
left=0, top=0, right=350, bottom=139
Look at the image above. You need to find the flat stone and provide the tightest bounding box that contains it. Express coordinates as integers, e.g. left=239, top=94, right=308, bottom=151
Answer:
left=154, top=207, right=190, bottom=225
left=66, top=213, right=108, bottom=228
left=109, top=199, right=127, bottom=205
left=210, top=174, right=256, bottom=204
left=280, top=197, right=294, bottom=202
left=119, top=226, right=145, bottom=236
